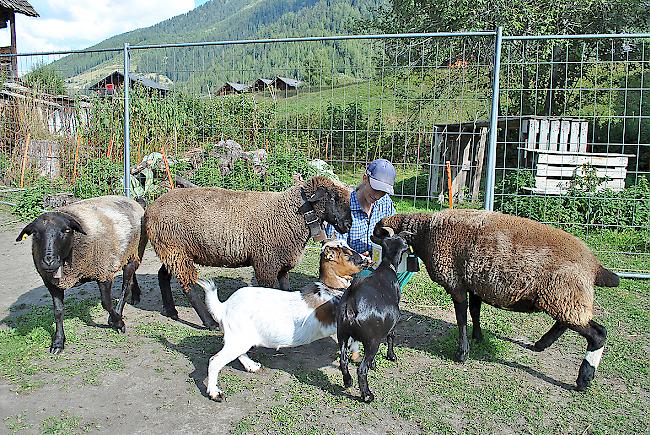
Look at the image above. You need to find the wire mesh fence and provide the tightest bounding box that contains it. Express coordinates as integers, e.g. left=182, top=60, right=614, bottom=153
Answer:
left=495, top=35, right=650, bottom=275
left=0, top=31, right=649, bottom=275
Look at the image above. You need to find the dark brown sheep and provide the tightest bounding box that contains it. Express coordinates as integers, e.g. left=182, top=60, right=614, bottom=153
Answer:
left=144, top=176, right=352, bottom=328
left=375, top=209, right=619, bottom=391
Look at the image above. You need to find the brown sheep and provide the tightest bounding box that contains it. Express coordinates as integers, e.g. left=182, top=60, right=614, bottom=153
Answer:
left=144, top=176, right=352, bottom=329
left=374, top=209, right=619, bottom=391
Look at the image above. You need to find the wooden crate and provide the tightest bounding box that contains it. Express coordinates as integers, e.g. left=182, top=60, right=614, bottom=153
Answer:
left=522, top=117, right=588, bottom=153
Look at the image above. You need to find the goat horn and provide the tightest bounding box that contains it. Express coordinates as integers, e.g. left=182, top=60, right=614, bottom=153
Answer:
left=382, top=227, right=395, bottom=237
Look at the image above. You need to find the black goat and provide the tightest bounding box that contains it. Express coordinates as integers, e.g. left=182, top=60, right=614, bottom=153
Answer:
left=336, top=228, right=409, bottom=402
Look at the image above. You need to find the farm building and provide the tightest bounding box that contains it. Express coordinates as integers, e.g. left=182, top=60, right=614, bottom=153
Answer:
left=217, top=81, right=250, bottom=95
left=272, top=76, right=302, bottom=91
left=0, top=0, right=39, bottom=78
left=89, top=71, right=170, bottom=96
left=252, top=78, right=273, bottom=91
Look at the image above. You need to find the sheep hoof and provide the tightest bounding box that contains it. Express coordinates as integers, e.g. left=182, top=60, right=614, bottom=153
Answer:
left=454, top=350, right=469, bottom=363
left=361, top=392, right=375, bottom=403
left=108, top=317, right=126, bottom=333
left=343, top=375, right=353, bottom=388
left=204, top=322, right=220, bottom=331
left=49, top=343, right=64, bottom=354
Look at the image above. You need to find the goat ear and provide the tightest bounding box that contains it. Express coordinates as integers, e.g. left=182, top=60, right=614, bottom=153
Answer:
left=67, top=217, right=87, bottom=235
left=370, top=235, right=382, bottom=245
left=16, top=222, right=35, bottom=242
left=323, top=246, right=336, bottom=261
left=307, top=187, right=328, bottom=203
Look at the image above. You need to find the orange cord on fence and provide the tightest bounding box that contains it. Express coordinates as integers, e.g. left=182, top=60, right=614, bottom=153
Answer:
left=446, top=160, right=453, bottom=209
left=72, top=136, right=81, bottom=183
left=19, top=133, right=31, bottom=189
left=161, top=145, right=174, bottom=190
left=107, top=136, right=114, bottom=159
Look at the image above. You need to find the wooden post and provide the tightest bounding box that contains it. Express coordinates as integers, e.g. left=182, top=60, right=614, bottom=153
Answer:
left=72, top=135, right=81, bottom=182
left=471, top=127, right=488, bottom=202
left=161, top=145, right=174, bottom=190
left=9, top=11, right=17, bottom=78
left=19, top=133, right=31, bottom=188
left=107, top=136, right=114, bottom=159
left=446, top=160, right=453, bottom=209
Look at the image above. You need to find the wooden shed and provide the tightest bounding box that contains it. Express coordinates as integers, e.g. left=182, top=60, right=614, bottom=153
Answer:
left=0, top=0, right=39, bottom=78
left=272, top=76, right=302, bottom=91
left=89, top=71, right=170, bottom=96
left=217, top=81, right=250, bottom=95
left=252, top=78, right=273, bottom=92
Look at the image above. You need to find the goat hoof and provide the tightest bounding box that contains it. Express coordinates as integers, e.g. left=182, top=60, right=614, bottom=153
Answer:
left=208, top=389, right=226, bottom=402
left=361, top=392, right=374, bottom=403
left=163, top=309, right=179, bottom=320
left=386, top=352, right=397, bottom=362
left=368, top=361, right=377, bottom=370
left=204, top=322, right=219, bottom=331
left=472, top=331, right=484, bottom=342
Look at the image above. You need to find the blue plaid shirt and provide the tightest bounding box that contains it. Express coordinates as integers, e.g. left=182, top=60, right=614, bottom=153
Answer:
left=326, top=189, right=396, bottom=254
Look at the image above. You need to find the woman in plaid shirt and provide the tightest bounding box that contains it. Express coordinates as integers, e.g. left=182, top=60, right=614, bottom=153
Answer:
left=326, top=159, right=415, bottom=290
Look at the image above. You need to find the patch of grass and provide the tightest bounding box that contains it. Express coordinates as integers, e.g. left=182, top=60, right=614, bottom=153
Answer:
left=4, top=413, right=32, bottom=434
left=40, top=412, right=84, bottom=435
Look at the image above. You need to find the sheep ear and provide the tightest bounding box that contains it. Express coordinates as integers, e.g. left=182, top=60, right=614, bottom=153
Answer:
left=68, top=217, right=87, bottom=235
left=16, top=222, right=35, bottom=242
left=307, top=187, right=328, bottom=203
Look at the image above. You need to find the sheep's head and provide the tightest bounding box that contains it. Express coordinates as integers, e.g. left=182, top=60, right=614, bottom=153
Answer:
left=303, top=176, right=352, bottom=234
left=320, top=239, right=373, bottom=280
left=372, top=216, right=409, bottom=242
left=17, top=212, right=87, bottom=279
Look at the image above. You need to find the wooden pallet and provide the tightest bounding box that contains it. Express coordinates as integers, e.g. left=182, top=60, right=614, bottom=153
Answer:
left=521, top=149, right=632, bottom=195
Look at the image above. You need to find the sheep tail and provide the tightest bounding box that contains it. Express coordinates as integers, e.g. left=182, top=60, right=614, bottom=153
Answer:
left=595, top=265, right=620, bottom=287
left=197, top=279, right=223, bottom=323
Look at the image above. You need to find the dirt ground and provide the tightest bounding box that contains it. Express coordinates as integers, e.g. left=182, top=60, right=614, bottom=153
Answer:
left=1, top=211, right=648, bottom=434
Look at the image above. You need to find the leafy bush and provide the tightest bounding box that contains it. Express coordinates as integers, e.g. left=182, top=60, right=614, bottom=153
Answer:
left=496, top=170, right=650, bottom=230
left=73, top=158, right=123, bottom=199
left=12, top=178, right=64, bottom=221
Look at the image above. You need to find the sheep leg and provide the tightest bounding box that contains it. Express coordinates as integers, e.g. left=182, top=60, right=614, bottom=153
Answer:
left=358, top=339, right=380, bottom=403
left=206, top=342, right=251, bottom=402
left=469, top=292, right=483, bottom=341
left=98, top=280, right=125, bottom=333
left=533, top=321, right=568, bottom=352
left=569, top=321, right=607, bottom=391
left=453, top=297, right=470, bottom=362
left=254, top=267, right=278, bottom=289
left=277, top=268, right=290, bottom=291
left=238, top=353, right=261, bottom=373
left=115, top=260, right=137, bottom=319
left=46, top=283, right=65, bottom=354
left=386, top=331, right=397, bottom=362
left=338, top=331, right=353, bottom=388
left=130, top=274, right=141, bottom=305
left=184, top=286, right=219, bottom=330
left=158, top=265, right=178, bottom=320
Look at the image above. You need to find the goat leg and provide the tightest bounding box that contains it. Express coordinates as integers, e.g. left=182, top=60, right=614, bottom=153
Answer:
left=358, top=339, right=380, bottom=403
left=386, top=331, right=397, bottom=362
left=338, top=331, right=353, bottom=388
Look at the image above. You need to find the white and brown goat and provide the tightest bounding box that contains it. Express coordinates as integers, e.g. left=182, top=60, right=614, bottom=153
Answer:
left=198, top=240, right=372, bottom=402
